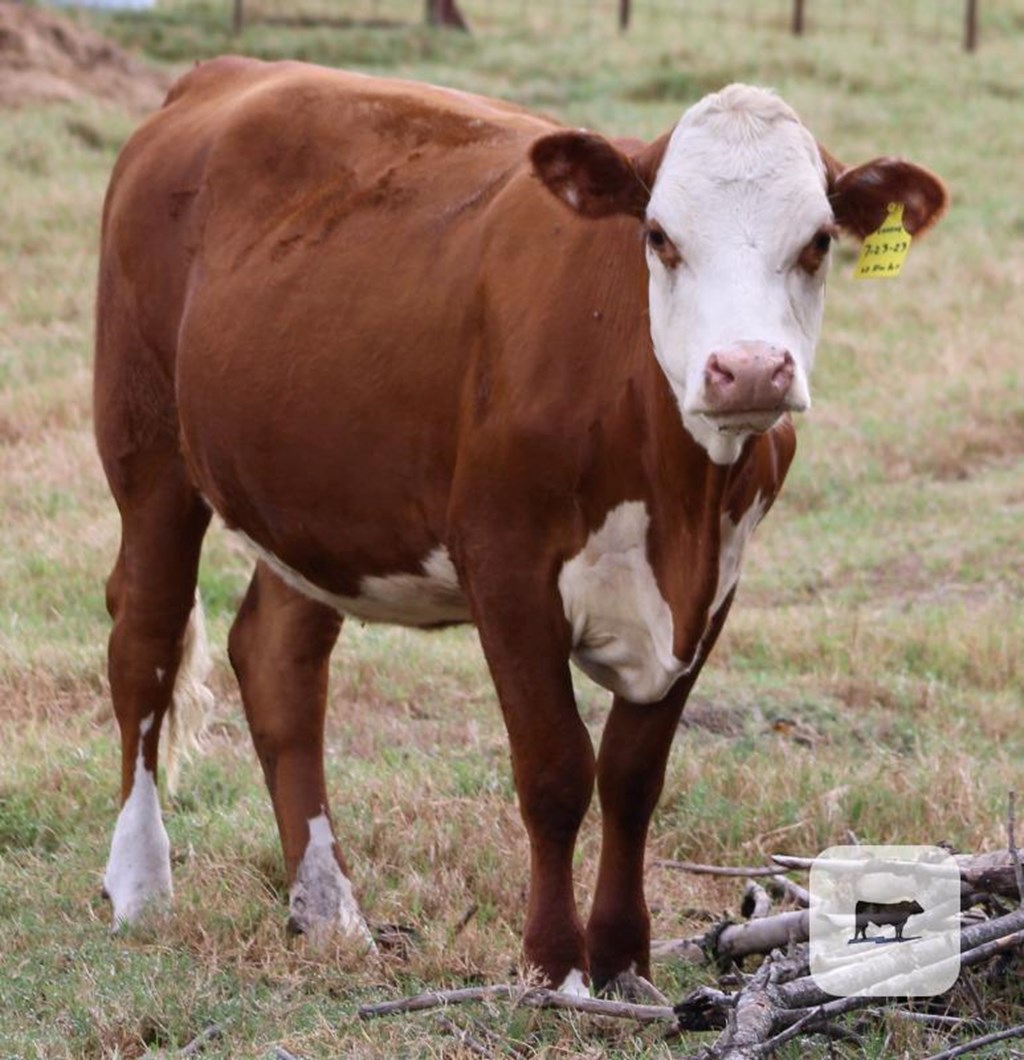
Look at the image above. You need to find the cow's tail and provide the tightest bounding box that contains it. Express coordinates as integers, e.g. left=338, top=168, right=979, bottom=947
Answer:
left=164, top=591, right=215, bottom=797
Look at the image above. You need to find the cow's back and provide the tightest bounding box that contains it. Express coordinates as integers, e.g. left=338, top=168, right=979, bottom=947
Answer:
left=100, top=57, right=552, bottom=372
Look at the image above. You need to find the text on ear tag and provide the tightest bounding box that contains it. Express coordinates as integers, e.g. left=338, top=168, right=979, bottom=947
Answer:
left=854, top=202, right=912, bottom=279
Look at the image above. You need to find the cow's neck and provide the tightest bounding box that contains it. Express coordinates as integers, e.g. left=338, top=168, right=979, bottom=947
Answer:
left=641, top=359, right=771, bottom=667
left=558, top=356, right=776, bottom=705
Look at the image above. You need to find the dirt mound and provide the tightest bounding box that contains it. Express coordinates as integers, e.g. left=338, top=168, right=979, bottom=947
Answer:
left=0, top=1, right=171, bottom=111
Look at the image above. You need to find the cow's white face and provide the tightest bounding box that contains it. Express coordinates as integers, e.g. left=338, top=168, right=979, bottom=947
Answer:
left=531, top=83, right=947, bottom=466
left=645, top=86, right=832, bottom=464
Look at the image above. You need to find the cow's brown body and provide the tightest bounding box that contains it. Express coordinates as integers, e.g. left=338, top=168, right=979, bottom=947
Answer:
left=95, top=58, right=945, bottom=991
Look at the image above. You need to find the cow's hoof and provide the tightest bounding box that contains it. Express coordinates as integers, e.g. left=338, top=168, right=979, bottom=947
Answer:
left=103, top=882, right=172, bottom=931
left=555, top=968, right=591, bottom=997
left=288, top=814, right=377, bottom=952
left=104, top=752, right=173, bottom=929
left=103, top=855, right=173, bottom=929
left=287, top=892, right=377, bottom=954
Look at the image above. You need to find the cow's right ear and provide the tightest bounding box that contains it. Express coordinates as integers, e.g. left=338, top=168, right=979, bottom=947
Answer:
left=821, top=146, right=948, bottom=240
left=531, top=131, right=652, bottom=220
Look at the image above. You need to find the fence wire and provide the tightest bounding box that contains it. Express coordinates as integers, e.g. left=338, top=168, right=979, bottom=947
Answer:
left=243, top=0, right=1022, bottom=48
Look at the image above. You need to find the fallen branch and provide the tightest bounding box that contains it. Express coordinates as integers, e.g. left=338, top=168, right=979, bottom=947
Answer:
left=754, top=1005, right=826, bottom=1055
left=655, top=859, right=782, bottom=877
left=770, top=850, right=1024, bottom=902
left=359, top=984, right=516, bottom=1018
left=674, top=984, right=735, bottom=1031
left=718, top=910, right=808, bottom=963
left=660, top=866, right=1024, bottom=976
left=717, top=960, right=775, bottom=1059
left=740, top=882, right=773, bottom=920
left=655, top=908, right=810, bottom=968
left=1008, top=790, right=1024, bottom=907
left=675, top=906, right=1024, bottom=1057
left=763, top=875, right=811, bottom=909
left=869, top=1009, right=974, bottom=1028
left=435, top=1013, right=492, bottom=1057
left=358, top=983, right=676, bottom=1023
left=180, top=1025, right=221, bottom=1056
left=923, top=1023, right=1024, bottom=1060
left=452, top=903, right=479, bottom=938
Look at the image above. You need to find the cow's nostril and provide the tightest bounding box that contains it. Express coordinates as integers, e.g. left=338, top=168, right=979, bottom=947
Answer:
left=705, top=353, right=735, bottom=389
left=771, top=351, right=795, bottom=392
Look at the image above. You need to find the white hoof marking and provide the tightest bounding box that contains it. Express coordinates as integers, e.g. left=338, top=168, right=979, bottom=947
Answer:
left=556, top=968, right=591, bottom=997
left=290, top=813, right=376, bottom=952
left=103, top=715, right=172, bottom=925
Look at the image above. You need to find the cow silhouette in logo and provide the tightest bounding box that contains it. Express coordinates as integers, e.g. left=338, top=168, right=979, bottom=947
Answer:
left=853, top=899, right=924, bottom=942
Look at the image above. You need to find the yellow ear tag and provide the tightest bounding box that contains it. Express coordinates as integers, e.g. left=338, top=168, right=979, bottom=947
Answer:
left=854, top=202, right=912, bottom=279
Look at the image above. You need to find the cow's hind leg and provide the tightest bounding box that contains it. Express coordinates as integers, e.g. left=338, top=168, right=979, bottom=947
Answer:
left=228, top=562, right=374, bottom=949
left=101, top=460, right=211, bottom=926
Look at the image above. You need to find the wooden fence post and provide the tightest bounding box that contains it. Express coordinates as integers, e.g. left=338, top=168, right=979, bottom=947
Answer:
left=792, top=0, right=805, bottom=36
left=965, top=0, right=979, bottom=51
left=425, top=0, right=471, bottom=32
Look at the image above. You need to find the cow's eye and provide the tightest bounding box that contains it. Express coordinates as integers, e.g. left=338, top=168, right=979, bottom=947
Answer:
left=798, top=226, right=837, bottom=274
left=644, top=222, right=681, bottom=268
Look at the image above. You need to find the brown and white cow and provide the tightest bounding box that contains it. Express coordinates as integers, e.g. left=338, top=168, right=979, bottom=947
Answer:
left=95, top=58, right=946, bottom=993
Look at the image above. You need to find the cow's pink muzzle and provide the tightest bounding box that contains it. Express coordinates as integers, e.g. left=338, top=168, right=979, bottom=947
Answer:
left=697, top=341, right=804, bottom=432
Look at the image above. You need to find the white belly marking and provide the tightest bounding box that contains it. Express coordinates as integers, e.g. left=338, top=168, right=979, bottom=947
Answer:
left=237, top=534, right=471, bottom=626
left=558, top=501, right=683, bottom=703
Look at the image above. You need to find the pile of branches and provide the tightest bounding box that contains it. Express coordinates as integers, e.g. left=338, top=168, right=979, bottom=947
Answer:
left=359, top=825, right=1024, bottom=1059
left=660, top=847, right=1024, bottom=1058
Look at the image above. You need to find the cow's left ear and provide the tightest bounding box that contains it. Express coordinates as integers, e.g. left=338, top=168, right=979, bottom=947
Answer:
left=531, top=130, right=662, bottom=220
left=824, top=151, right=949, bottom=240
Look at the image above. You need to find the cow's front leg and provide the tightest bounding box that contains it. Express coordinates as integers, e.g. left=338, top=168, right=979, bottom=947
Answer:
left=471, top=583, right=595, bottom=992
left=586, top=688, right=689, bottom=991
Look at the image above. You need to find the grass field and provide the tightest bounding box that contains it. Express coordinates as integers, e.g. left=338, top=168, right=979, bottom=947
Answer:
left=1, top=2, right=1023, bottom=1056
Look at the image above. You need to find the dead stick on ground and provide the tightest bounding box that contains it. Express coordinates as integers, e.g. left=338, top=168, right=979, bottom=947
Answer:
left=359, top=984, right=514, bottom=1018
left=655, top=859, right=784, bottom=877
left=741, top=881, right=773, bottom=920
left=753, top=1005, right=825, bottom=1055
left=764, top=874, right=812, bottom=908
left=923, top=1023, right=1024, bottom=1060
left=1008, top=790, right=1024, bottom=907
left=869, top=1009, right=973, bottom=1028
left=772, top=850, right=1024, bottom=900
left=180, top=1024, right=222, bottom=1056
left=435, top=1013, right=492, bottom=1057
left=452, top=902, right=479, bottom=937
left=358, top=984, right=676, bottom=1023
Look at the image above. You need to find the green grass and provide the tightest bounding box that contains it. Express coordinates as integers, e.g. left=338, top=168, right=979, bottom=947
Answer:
left=1, top=2, right=1023, bottom=1056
